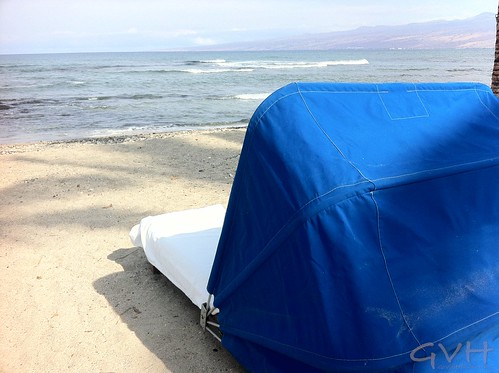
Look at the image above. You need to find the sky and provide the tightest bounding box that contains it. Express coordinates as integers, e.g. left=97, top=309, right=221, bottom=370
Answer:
left=0, top=0, right=497, bottom=54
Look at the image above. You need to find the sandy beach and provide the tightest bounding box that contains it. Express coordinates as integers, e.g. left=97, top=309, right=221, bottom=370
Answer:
left=0, top=128, right=246, bottom=372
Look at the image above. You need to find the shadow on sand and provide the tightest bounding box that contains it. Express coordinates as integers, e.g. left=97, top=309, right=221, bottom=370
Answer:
left=93, top=246, right=244, bottom=372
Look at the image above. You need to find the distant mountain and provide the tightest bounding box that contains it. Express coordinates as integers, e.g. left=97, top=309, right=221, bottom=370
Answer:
left=195, top=13, right=495, bottom=51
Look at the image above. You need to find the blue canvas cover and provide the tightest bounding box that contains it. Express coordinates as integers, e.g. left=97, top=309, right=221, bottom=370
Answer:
left=207, top=82, right=499, bottom=372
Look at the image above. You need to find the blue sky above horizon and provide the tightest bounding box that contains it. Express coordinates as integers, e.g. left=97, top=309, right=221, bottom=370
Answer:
left=0, top=0, right=497, bottom=54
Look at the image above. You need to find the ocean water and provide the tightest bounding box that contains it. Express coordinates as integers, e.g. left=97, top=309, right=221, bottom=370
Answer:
left=0, top=49, right=494, bottom=144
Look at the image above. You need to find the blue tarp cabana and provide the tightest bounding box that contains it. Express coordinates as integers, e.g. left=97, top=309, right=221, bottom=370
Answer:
left=206, top=82, right=499, bottom=372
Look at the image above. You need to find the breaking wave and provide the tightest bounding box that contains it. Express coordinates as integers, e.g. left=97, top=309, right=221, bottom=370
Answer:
left=180, top=58, right=369, bottom=74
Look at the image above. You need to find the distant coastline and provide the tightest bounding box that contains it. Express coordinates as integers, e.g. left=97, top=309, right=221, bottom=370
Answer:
left=186, top=13, right=495, bottom=52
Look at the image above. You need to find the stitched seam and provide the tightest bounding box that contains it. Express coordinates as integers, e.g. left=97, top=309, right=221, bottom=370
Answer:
left=296, top=83, right=374, bottom=186
left=433, top=311, right=499, bottom=344
left=377, top=84, right=395, bottom=121
left=412, top=84, right=430, bottom=117
left=474, top=87, right=499, bottom=122
left=377, top=83, right=429, bottom=121
left=371, top=158, right=499, bottom=185
left=370, top=191, right=422, bottom=347
left=222, top=326, right=414, bottom=362
left=213, top=180, right=371, bottom=304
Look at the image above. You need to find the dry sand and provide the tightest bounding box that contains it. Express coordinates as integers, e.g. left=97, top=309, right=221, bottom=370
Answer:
left=0, top=128, right=247, bottom=372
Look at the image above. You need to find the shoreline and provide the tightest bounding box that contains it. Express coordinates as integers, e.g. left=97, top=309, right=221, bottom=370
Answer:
left=0, top=127, right=246, bottom=372
left=0, top=125, right=248, bottom=154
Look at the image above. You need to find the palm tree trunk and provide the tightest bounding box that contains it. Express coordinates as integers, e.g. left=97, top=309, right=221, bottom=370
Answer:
left=492, top=4, right=499, bottom=95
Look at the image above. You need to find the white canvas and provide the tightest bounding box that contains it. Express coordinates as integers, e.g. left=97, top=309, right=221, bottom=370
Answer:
left=129, top=205, right=225, bottom=308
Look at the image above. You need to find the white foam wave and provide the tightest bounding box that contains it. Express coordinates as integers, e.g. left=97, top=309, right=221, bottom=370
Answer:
left=330, top=59, right=370, bottom=66
left=183, top=68, right=253, bottom=74
left=211, top=59, right=369, bottom=70
left=183, top=68, right=233, bottom=74
left=234, top=93, right=270, bottom=100
left=203, top=59, right=226, bottom=64
left=260, top=59, right=369, bottom=69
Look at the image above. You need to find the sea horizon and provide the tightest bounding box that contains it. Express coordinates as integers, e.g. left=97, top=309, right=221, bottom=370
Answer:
left=0, top=46, right=495, bottom=56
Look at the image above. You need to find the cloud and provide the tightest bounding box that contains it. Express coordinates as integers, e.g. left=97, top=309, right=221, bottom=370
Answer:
left=193, top=37, right=217, bottom=46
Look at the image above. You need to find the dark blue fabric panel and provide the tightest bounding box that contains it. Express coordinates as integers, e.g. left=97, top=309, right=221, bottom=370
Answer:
left=216, top=196, right=418, bottom=370
left=209, top=83, right=373, bottom=301
left=374, top=165, right=499, bottom=345
left=207, top=82, right=499, bottom=372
